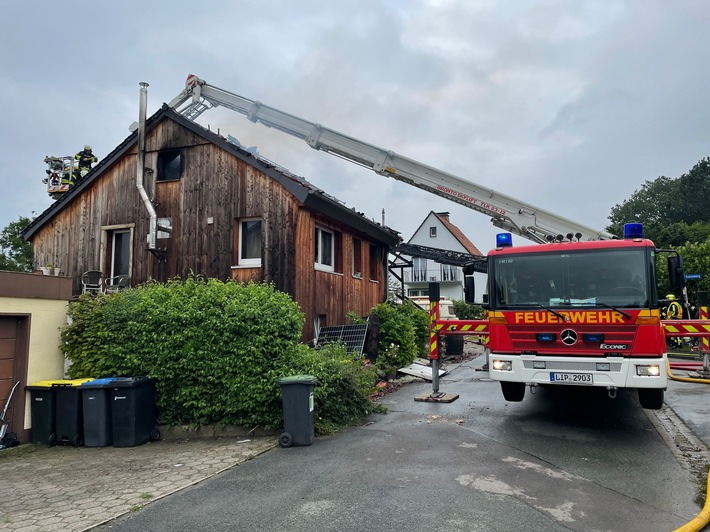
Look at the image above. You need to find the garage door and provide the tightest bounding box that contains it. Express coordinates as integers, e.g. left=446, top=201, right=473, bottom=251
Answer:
left=0, top=318, right=19, bottom=428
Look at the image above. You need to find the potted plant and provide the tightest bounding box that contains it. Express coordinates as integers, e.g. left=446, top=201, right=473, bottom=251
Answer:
left=40, top=263, right=60, bottom=276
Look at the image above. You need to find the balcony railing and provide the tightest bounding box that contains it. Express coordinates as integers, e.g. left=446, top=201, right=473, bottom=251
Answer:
left=403, top=267, right=460, bottom=283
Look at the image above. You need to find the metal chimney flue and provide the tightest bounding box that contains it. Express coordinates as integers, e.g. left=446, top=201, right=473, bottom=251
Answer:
left=135, top=82, right=158, bottom=250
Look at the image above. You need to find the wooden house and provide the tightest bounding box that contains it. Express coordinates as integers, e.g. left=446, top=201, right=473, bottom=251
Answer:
left=23, top=106, right=401, bottom=342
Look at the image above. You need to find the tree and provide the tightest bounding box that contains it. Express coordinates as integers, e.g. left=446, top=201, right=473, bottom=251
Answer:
left=607, top=157, right=710, bottom=300
left=606, top=158, right=710, bottom=247
left=0, top=215, right=34, bottom=272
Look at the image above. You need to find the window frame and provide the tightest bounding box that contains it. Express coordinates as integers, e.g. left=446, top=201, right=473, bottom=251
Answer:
left=315, top=226, right=335, bottom=272
left=369, top=243, right=380, bottom=282
left=99, top=223, right=134, bottom=281
left=352, top=237, right=363, bottom=278
left=156, top=149, right=183, bottom=182
left=236, top=218, right=263, bottom=267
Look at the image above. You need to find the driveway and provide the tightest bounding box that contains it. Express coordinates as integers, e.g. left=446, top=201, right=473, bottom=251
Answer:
left=92, top=351, right=709, bottom=532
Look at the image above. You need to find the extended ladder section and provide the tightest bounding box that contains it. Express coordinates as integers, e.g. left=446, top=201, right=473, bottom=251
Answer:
left=168, top=75, right=615, bottom=243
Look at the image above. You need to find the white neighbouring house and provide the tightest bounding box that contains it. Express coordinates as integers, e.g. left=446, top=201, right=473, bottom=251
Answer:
left=402, top=211, right=486, bottom=303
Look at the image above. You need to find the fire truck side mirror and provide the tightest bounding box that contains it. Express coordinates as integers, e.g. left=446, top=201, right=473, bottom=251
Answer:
left=667, top=255, right=686, bottom=291
left=463, top=263, right=476, bottom=304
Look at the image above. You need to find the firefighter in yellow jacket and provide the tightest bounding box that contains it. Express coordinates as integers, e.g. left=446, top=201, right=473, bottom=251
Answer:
left=73, top=145, right=97, bottom=182
left=664, top=294, right=684, bottom=349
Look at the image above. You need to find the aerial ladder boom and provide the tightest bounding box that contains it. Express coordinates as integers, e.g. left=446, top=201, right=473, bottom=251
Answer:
left=168, top=75, right=615, bottom=243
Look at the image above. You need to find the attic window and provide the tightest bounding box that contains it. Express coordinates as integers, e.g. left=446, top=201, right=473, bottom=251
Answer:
left=429, top=227, right=437, bottom=238
left=157, top=149, right=183, bottom=182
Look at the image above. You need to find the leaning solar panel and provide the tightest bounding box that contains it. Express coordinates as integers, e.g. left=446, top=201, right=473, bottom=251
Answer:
left=316, top=324, right=368, bottom=356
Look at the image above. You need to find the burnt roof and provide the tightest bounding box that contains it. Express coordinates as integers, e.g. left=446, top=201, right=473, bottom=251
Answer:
left=23, top=105, right=401, bottom=247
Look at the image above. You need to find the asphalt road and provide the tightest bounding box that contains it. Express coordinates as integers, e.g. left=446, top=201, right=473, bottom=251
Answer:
left=97, top=354, right=702, bottom=532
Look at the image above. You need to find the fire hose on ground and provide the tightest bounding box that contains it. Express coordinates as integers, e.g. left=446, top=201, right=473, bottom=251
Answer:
left=666, top=359, right=710, bottom=531
left=674, top=470, right=710, bottom=532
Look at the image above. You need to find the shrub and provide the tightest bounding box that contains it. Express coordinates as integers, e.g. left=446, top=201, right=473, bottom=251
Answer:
left=353, top=301, right=429, bottom=373
left=63, top=276, right=304, bottom=428
left=452, top=300, right=484, bottom=320
left=61, top=276, right=380, bottom=433
left=291, top=343, right=379, bottom=435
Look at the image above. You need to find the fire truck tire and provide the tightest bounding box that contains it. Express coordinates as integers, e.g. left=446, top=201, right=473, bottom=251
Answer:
left=638, top=388, right=664, bottom=410
left=501, top=382, right=525, bottom=402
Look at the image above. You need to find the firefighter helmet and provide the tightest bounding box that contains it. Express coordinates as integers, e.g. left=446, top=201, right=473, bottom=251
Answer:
left=666, top=294, right=676, bottom=300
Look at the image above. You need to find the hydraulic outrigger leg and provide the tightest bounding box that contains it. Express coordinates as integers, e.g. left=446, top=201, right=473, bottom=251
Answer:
left=414, top=283, right=459, bottom=403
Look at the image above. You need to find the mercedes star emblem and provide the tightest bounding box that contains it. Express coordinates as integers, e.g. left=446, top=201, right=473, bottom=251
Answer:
left=560, top=329, right=578, bottom=346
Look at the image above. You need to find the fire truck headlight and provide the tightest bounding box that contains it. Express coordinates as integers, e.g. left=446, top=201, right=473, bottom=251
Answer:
left=492, top=359, right=512, bottom=371
left=636, top=364, right=661, bottom=377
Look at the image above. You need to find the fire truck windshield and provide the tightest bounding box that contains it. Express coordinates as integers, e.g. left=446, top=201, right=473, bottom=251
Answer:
left=491, top=248, right=650, bottom=310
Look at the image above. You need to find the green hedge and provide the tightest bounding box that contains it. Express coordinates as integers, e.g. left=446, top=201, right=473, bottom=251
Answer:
left=61, top=276, right=378, bottom=432
left=352, top=301, right=429, bottom=372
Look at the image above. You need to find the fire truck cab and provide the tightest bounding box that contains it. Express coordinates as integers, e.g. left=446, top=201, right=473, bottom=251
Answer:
left=481, top=223, right=680, bottom=409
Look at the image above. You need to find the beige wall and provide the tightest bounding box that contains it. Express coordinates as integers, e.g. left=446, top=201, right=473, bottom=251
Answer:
left=0, top=271, right=73, bottom=434
left=1, top=296, right=69, bottom=430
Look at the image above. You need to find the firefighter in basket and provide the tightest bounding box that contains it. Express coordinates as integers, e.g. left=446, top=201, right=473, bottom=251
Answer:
left=663, top=294, right=684, bottom=349
left=73, top=145, right=97, bottom=182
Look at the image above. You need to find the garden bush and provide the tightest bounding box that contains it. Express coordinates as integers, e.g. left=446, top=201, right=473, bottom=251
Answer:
left=352, top=300, right=429, bottom=373
left=452, top=300, right=484, bottom=320
left=61, top=276, right=378, bottom=431
left=291, top=343, right=379, bottom=435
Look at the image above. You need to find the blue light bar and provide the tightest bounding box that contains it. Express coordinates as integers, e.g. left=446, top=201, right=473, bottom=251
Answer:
left=582, top=333, right=604, bottom=343
left=623, top=223, right=644, bottom=239
left=496, top=233, right=513, bottom=248
left=536, top=333, right=556, bottom=342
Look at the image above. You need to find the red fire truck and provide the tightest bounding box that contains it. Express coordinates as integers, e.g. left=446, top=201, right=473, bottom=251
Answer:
left=480, top=223, right=682, bottom=409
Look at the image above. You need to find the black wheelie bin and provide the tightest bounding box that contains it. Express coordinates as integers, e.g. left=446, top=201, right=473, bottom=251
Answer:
left=109, top=377, right=159, bottom=447
left=278, top=375, right=318, bottom=448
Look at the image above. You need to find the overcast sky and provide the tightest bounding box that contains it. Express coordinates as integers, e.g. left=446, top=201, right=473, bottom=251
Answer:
left=3, top=0, right=709, bottom=255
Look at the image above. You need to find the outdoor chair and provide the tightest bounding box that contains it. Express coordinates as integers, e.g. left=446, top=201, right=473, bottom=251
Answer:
left=105, top=274, right=129, bottom=293
left=81, top=270, right=103, bottom=294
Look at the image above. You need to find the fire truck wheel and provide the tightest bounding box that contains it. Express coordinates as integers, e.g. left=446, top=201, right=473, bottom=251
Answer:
left=501, top=382, right=525, bottom=402
left=638, top=389, right=664, bottom=410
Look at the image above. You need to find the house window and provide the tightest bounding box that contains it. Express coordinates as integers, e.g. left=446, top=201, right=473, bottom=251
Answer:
left=369, top=244, right=380, bottom=282
left=236, top=218, right=262, bottom=266
left=100, top=224, right=134, bottom=285
left=111, top=230, right=131, bottom=280
left=315, top=226, right=334, bottom=272
left=157, top=149, right=182, bottom=182
left=429, top=227, right=437, bottom=238
left=441, top=264, right=457, bottom=281
left=314, top=314, right=327, bottom=339
left=352, top=237, right=362, bottom=278
left=413, top=257, right=427, bottom=282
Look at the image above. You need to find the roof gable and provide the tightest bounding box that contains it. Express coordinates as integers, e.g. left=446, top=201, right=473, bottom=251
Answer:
left=24, top=106, right=400, bottom=246
left=407, top=211, right=482, bottom=256
left=433, top=212, right=483, bottom=256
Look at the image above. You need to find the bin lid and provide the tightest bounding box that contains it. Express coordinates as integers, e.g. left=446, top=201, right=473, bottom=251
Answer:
left=80, top=377, right=121, bottom=388
left=105, top=376, right=152, bottom=388
left=278, top=375, right=318, bottom=385
left=27, top=378, right=93, bottom=388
